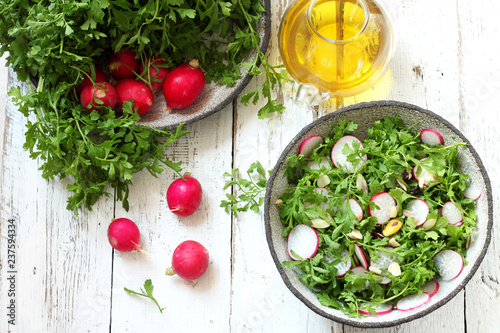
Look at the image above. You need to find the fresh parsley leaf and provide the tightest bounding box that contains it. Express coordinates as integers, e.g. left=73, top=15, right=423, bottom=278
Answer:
left=124, top=279, right=165, bottom=314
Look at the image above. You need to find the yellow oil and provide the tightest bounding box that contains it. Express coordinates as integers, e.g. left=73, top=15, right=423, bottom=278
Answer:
left=279, top=0, right=391, bottom=96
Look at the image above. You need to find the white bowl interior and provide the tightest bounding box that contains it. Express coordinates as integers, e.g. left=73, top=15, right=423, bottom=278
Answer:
left=265, top=102, right=492, bottom=327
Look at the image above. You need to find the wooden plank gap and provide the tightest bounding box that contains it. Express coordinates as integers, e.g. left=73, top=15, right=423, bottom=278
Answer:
left=455, top=0, right=466, bottom=132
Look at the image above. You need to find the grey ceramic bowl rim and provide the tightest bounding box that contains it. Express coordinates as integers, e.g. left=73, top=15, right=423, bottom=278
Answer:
left=159, top=0, right=272, bottom=130
left=264, top=100, right=493, bottom=328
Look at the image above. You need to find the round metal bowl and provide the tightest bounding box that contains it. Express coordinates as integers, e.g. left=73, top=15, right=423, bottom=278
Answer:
left=264, top=100, right=492, bottom=328
left=138, top=1, right=271, bottom=129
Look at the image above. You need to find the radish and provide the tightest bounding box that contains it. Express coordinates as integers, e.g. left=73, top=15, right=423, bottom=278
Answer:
left=433, top=249, right=464, bottom=280
left=167, top=173, right=203, bottom=217
left=80, top=82, right=117, bottom=112
left=405, top=198, right=429, bottom=226
left=331, top=135, right=367, bottom=173
left=298, top=135, right=324, bottom=158
left=440, top=201, right=463, bottom=226
left=108, top=49, right=140, bottom=79
left=166, top=240, right=209, bottom=280
left=370, top=248, right=396, bottom=269
left=107, top=218, right=142, bottom=252
left=420, top=129, right=444, bottom=146
left=353, top=243, right=368, bottom=270
left=358, top=302, right=393, bottom=315
left=76, top=67, right=108, bottom=95
left=341, top=198, right=363, bottom=222
left=303, top=187, right=329, bottom=212
left=413, top=157, right=440, bottom=188
left=421, top=280, right=439, bottom=297
left=140, top=56, right=170, bottom=92
left=351, top=266, right=370, bottom=290
left=333, top=250, right=352, bottom=277
left=287, top=224, right=319, bottom=261
left=306, top=157, right=330, bottom=170
left=163, top=59, right=206, bottom=109
left=369, top=192, right=397, bottom=225
left=114, top=79, right=154, bottom=115
left=464, top=185, right=481, bottom=200
left=396, top=293, right=430, bottom=311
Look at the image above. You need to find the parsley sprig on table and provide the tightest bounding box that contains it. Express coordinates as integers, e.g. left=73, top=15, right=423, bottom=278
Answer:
left=279, top=116, right=477, bottom=316
left=0, top=0, right=284, bottom=212
left=124, top=279, right=165, bottom=313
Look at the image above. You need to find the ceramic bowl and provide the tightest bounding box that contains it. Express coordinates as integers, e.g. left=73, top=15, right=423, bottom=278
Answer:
left=264, top=100, right=492, bottom=328
left=137, top=1, right=271, bottom=129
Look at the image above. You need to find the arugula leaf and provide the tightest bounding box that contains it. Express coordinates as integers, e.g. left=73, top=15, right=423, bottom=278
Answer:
left=124, top=279, right=165, bottom=313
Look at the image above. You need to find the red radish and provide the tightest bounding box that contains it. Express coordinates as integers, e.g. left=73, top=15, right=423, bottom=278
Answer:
left=396, top=293, right=430, bottom=311
left=370, top=248, right=396, bottom=269
left=433, top=249, right=463, bottom=280
left=331, top=135, right=367, bottom=173
left=353, top=243, right=368, bottom=270
left=167, top=173, right=203, bottom=217
left=163, top=59, right=206, bottom=109
left=107, top=218, right=142, bottom=252
left=80, top=82, right=117, bottom=112
left=140, top=56, right=170, bottom=92
left=369, top=192, right=397, bottom=225
left=76, top=67, right=108, bottom=95
left=114, top=79, right=154, bottom=115
left=441, top=201, right=463, bottom=226
left=464, top=186, right=481, bottom=200
left=405, top=198, right=429, bottom=226
left=166, top=240, right=209, bottom=280
left=351, top=266, right=370, bottom=290
left=108, top=49, right=140, bottom=79
left=298, top=135, right=324, bottom=158
left=421, top=280, right=440, bottom=297
left=341, top=198, right=363, bottom=222
left=413, top=157, right=440, bottom=188
left=358, top=302, right=393, bottom=315
left=287, top=224, right=319, bottom=261
left=332, top=250, right=352, bottom=277
left=306, top=157, right=330, bottom=170
left=420, top=129, right=444, bottom=146
left=371, top=231, right=384, bottom=239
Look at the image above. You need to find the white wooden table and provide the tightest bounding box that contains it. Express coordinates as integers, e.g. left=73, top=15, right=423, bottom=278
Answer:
left=1, top=0, right=499, bottom=332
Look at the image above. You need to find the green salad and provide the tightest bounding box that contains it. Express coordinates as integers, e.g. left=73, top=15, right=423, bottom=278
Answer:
left=277, top=116, right=478, bottom=316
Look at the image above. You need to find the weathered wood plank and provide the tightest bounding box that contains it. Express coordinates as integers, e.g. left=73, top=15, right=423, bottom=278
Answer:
left=0, top=68, right=113, bottom=332
left=110, top=105, right=234, bottom=332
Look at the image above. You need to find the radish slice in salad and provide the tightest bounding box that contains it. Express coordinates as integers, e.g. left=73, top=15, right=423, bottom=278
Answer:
left=433, top=249, right=464, bottom=280
left=331, top=135, right=368, bottom=173
left=298, top=135, right=323, bottom=158
left=396, top=293, right=430, bottom=311
left=287, top=224, right=319, bottom=261
left=303, top=187, right=330, bottom=211
left=358, top=302, right=393, bottom=315
left=464, top=186, right=481, bottom=200
left=369, top=192, right=397, bottom=224
left=413, top=157, right=440, bottom=188
left=307, top=157, right=330, bottom=170
left=441, top=201, right=464, bottom=226
left=370, top=248, right=396, bottom=269
left=405, top=198, right=429, bottom=226
left=420, top=129, right=444, bottom=146
left=326, top=250, right=352, bottom=277
left=341, top=198, right=363, bottom=222
left=351, top=266, right=370, bottom=290
left=421, top=280, right=440, bottom=297
left=354, top=243, right=368, bottom=270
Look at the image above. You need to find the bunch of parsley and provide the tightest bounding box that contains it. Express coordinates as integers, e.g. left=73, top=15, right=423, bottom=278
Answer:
left=0, top=0, right=283, bottom=212
left=279, top=116, right=477, bottom=316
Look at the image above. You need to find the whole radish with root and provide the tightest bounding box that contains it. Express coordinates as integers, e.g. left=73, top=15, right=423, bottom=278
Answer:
left=167, top=173, right=202, bottom=216
left=166, top=240, right=209, bottom=280
left=107, top=218, right=142, bottom=252
left=163, top=59, right=206, bottom=109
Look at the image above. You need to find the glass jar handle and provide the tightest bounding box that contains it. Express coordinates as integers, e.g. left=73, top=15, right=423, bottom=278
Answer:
left=292, top=82, right=331, bottom=108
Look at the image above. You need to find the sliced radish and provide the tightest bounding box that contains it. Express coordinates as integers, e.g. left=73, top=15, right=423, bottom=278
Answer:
left=377, top=275, right=392, bottom=285
left=421, top=280, right=439, bottom=297
left=340, top=198, right=363, bottom=222
left=331, top=135, right=368, bottom=173
left=396, top=293, right=430, bottom=312
left=405, top=198, right=429, bottom=226
left=441, top=201, right=463, bottom=226
left=420, top=129, right=444, bottom=146
left=327, top=250, right=352, bottom=277
left=303, top=187, right=330, bottom=211
left=298, top=135, right=324, bottom=158
left=307, top=157, right=330, bottom=170
left=413, top=157, right=440, bottom=188
left=359, top=302, right=393, bottom=315
left=369, top=192, right=397, bottom=225
left=464, top=186, right=481, bottom=200
left=351, top=266, right=370, bottom=290
left=370, top=248, right=396, bottom=269
left=354, top=243, right=368, bottom=270
left=433, top=249, right=464, bottom=280
left=287, top=224, right=319, bottom=261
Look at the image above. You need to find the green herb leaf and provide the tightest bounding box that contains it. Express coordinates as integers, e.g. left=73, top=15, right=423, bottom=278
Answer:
left=124, top=279, right=165, bottom=313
